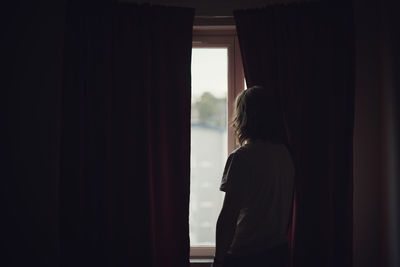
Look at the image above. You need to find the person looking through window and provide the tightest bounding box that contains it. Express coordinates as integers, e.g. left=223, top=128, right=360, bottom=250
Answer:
left=213, top=86, right=295, bottom=267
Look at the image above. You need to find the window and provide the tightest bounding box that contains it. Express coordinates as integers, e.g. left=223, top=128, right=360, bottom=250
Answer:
left=190, top=26, right=245, bottom=258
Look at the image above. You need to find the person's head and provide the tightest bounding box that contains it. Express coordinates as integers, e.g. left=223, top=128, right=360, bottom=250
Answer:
left=232, top=85, right=286, bottom=146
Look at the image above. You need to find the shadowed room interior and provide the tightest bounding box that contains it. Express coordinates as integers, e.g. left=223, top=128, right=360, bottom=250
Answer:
left=2, top=0, right=398, bottom=267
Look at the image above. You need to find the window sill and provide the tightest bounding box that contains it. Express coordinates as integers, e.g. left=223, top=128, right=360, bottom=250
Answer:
left=190, top=258, right=213, bottom=267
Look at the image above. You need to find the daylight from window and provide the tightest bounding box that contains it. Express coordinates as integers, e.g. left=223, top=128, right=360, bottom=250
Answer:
left=190, top=48, right=228, bottom=246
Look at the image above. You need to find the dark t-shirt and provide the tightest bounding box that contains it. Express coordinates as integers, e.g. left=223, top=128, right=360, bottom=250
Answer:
left=220, top=140, right=295, bottom=256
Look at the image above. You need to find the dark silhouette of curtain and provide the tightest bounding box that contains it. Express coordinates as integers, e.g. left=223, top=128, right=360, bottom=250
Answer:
left=234, top=2, right=354, bottom=267
left=3, top=2, right=194, bottom=267
left=61, top=3, right=194, bottom=267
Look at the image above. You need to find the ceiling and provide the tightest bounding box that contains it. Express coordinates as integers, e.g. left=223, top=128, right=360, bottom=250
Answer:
left=119, top=0, right=315, bottom=16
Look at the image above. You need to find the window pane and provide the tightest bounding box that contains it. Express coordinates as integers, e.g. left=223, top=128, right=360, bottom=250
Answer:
left=190, top=48, right=227, bottom=246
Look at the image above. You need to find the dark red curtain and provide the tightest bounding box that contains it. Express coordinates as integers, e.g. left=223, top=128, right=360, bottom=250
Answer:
left=61, top=2, right=194, bottom=267
left=234, top=2, right=354, bottom=267
left=3, top=1, right=194, bottom=267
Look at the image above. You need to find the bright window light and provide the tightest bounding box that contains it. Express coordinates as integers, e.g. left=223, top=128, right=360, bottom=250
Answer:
left=190, top=48, right=228, bottom=246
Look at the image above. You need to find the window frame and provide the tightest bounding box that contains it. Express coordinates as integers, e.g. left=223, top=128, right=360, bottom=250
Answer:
left=190, top=26, right=245, bottom=259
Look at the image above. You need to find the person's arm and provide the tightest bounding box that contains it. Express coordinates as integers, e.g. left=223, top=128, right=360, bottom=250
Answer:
left=214, top=190, right=242, bottom=266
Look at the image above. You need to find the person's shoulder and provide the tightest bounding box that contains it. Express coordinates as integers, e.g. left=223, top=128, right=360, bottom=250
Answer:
left=230, top=141, right=288, bottom=158
left=225, top=146, right=245, bottom=164
left=231, top=146, right=245, bottom=155
left=230, top=144, right=252, bottom=157
left=228, top=145, right=255, bottom=164
left=246, top=140, right=291, bottom=159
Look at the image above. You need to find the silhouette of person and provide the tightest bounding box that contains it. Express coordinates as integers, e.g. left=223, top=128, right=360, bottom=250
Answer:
left=213, top=86, right=295, bottom=267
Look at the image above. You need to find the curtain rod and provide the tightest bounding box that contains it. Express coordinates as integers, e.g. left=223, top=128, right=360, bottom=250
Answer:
left=193, top=16, right=235, bottom=27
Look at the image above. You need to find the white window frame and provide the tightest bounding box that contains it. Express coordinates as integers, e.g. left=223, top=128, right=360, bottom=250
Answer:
left=190, top=25, right=245, bottom=259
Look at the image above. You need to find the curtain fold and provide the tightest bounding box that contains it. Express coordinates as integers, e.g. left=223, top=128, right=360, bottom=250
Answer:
left=61, top=3, right=194, bottom=267
left=234, top=2, right=354, bottom=267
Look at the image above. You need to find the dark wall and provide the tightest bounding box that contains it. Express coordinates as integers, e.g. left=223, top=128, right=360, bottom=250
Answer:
left=353, top=0, right=399, bottom=267
left=380, top=1, right=400, bottom=266
left=120, top=0, right=314, bottom=16
left=353, top=0, right=384, bottom=265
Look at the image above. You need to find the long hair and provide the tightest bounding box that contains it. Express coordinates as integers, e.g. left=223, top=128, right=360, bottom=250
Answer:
left=231, top=85, right=286, bottom=146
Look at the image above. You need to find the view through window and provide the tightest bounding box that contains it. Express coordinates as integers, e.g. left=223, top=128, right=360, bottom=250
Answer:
left=190, top=48, right=228, bottom=246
